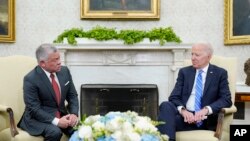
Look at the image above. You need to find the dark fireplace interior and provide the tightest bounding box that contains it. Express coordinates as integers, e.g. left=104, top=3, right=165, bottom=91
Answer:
left=80, top=84, right=159, bottom=120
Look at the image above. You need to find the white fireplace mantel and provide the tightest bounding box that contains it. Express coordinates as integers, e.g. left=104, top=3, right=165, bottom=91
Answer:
left=55, top=42, right=192, bottom=104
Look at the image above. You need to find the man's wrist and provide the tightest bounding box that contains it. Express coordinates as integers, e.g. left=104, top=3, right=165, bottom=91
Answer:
left=52, top=117, right=59, bottom=126
left=203, top=107, right=209, bottom=115
left=181, top=107, right=186, bottom=111
left=180, top=107, right=186, bottom=115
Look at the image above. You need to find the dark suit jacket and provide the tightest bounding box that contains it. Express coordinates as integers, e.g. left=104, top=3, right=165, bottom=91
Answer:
left=18, top=66, right=79, bottom=135
left=169, top=64, right=232, bottom=130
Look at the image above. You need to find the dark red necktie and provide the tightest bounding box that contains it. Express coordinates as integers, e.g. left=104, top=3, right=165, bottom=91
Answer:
left=50, top=73, right=61, bottom=118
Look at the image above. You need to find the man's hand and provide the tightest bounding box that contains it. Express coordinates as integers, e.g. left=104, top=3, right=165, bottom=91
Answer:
left=194, top=108, right=208, bottom=123
left=57, top=114, right=71, bottom=129
left=68, top=114, right=78, bottom=127
left=181, top=108, right=195, bottom=124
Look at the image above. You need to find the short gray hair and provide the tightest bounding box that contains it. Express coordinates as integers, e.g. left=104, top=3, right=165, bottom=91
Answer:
left=35, top=44, right=58, bottom=62
left=204, top=43, right=214, bottom=55
left=193, top=42, right=214, bottom=55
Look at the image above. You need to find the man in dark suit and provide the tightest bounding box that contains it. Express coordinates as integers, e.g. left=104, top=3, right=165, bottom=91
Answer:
left=18, top=44, right=79, bottom=141
left=157, top=43, right=232, bottom=141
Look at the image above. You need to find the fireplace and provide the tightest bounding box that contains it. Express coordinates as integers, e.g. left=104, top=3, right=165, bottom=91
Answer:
left=80, top=84, right=159, bottom=120
left=56, top=43, right=191, bottom=105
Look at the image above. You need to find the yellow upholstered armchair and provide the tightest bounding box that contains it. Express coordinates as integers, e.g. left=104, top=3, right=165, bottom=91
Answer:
left=0, top=56, right=68, bottom=141
left=176, top=56, right=237, bottom=141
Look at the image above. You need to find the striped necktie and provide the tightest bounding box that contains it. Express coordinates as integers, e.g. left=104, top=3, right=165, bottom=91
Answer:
left=195, top=70, right=203, bottom=127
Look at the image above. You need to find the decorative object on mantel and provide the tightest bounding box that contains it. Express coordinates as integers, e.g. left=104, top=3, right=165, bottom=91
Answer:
left=69, top=111, right=168, bottom=141
left=244, top=58, right=250, bottom=86
left=53, top=26, right=181, bottom=46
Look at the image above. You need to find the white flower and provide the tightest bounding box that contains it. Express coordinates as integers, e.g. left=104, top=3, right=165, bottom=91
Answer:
left=78, top=125, right=93, bottom=139
left=134, top=116, right=158, bottom=132
left=125, top=131, right=141, bottom=141
left=92, top=120, right=105, bottom=131
left=121, top=121, right=133, bottom=131
left=84, top=115, right=101, bottom=125
left=111, top=130, right=123, bottom=140
left=106, top=116, right=123, bottom=132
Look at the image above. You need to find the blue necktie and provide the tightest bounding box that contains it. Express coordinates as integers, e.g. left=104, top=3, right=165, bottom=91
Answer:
left=195, top=70, right=203, bottom=127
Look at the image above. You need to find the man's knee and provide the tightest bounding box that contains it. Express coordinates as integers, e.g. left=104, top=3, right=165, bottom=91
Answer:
left=159, top=101, right=175, bottom=111
left=50, top=127, right=62, bottom=138
left=43, top=125, right=62, bottom=141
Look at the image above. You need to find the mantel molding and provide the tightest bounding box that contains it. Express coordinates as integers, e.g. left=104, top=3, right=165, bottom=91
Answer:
left=54, top=42, right=192, bottom=51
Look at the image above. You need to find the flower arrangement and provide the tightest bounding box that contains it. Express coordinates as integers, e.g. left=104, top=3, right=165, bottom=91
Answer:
left=69, top=111, right=168, bottom=141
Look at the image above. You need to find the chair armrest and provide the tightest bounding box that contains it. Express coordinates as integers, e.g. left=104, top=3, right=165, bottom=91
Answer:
left=214, top=105, right=237, bottom=139
left=0, top=105, right=19, bottom=137
left=222, top=105, right=237, bottom=114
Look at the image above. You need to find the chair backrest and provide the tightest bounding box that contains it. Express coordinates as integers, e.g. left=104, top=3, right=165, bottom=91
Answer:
left=183, top=55, right=237, bottom=103
left=0, top=55, right=37, bottom=130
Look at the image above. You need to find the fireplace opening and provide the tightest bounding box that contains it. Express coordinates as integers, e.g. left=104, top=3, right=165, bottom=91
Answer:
left=80, top=84, right=159, bottom=120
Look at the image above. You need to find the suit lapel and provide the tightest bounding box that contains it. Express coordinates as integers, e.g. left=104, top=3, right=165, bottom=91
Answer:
left=56, top=71, right=65, bottom=104
left=37, top=66, right=59, bottom=104
left=188, top=67, right=196, bottom=96
left=203, top=64, right=215, bottom=97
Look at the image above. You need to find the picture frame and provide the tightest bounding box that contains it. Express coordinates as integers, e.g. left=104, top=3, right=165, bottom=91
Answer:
left=80, top=0, right=160, bottom=20
left=0, top=0, right=15, bottom=43
left=224, top=0, right=250, bottom=45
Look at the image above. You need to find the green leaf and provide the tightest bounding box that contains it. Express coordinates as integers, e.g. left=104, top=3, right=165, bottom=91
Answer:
left=53, top=26, right=182, bottom=46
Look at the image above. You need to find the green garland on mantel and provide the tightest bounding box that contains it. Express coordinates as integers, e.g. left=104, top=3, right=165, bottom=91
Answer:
left=53, top=26, right=182, bottom=46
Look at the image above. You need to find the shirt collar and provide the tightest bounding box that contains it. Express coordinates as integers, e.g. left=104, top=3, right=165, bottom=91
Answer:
left=41, top=68, right=56, bottom=79
left=197, top=64, right=209, bottom=74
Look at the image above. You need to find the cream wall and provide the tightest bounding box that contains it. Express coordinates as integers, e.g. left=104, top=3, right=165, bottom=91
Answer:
left=0, top=1, right=249, bottom=88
